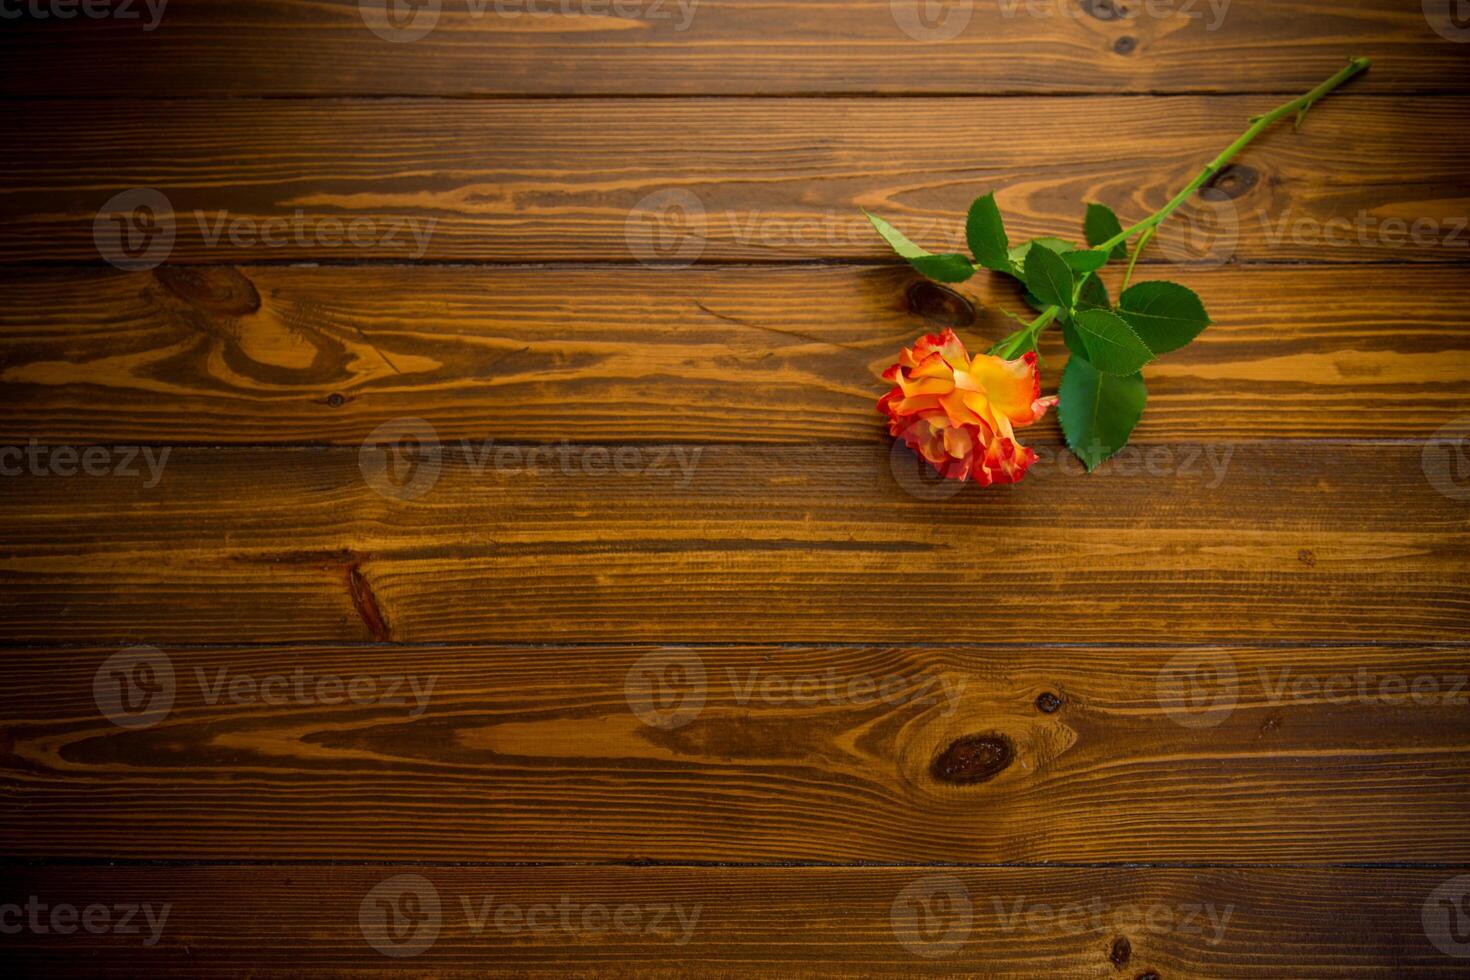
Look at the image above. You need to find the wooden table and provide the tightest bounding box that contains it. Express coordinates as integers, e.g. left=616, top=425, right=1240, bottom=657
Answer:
left=1, top=1, right=1468, bottom=975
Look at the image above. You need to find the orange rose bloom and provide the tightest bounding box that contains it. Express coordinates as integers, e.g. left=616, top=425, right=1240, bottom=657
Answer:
left=878, top=329, right=1057, bottom=485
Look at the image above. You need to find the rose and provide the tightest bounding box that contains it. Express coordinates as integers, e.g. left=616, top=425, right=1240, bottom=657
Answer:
left=865, top=59, right=1370, bottom=471
left=878, top=329, right=1057, bottom=486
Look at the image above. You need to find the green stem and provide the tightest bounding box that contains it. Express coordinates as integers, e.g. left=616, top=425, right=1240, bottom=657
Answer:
left=1121, top=225, right=1154, bottom=292
left=991, top=56, right=1369, bottom=358
left=1095, top=56, right=1370, bottom=255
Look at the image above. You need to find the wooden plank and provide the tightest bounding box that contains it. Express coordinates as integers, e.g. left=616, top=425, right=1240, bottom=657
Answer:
left=3, top=643, right=1468, bottom=863
left=3, top=864, right=1467, bottom=976
left=0, top=0, right=1465, bottom=97
left=4, top=97, right=1468, bottom=264
left=0, top=444, right=1463, bottom=645
left=1, top=264, right=1467, bottom=445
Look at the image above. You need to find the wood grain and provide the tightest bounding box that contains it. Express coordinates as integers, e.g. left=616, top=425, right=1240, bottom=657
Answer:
left=2, top=864, right=1466, bottom=976
left=4, top=643, right=1468, bottom=863
left=2, top=264, right=1467, bottom=445
left=0, top=0, right=1464, bottom=97
left=0, top=444, right=1463, bottom=645
left=4, top=97, right=1468, bottom=264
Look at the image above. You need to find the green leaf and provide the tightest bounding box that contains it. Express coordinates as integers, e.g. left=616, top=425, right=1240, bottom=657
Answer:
left=1023, top=243, right=1074, bottom=311
left=1058, top=357, right=1148, bottom=472
left=1060, top=316, right=1087, bottom=359
left=863, top=210, right=975, bottom=283
left=1071, top=308, right=1154, bottom=375
left=965, top=193, right=1012, bottom=273
left=1062, top=249, right=1109, bottom=274
left=1077, top=272, right=1110, bottom=311
left=1007, top=237, right=1074, bottom=271
left=1084, top=203, right=1127, bottom=261
left=1118, top=280, right=1211, bottom=355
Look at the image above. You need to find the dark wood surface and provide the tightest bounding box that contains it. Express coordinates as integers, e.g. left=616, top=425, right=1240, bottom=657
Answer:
left=0, top=0, right=1462, bottom=96
left=1, top=1, right=1468, bottom=976
left=0, top=865, right=1461, bottom=976
left=2, top=265, right=1467, bottom=444
left=4, top=643, right=1468, bottom=863
left=3, top=97, right=1467, bottom=263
